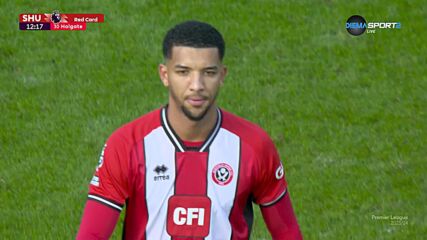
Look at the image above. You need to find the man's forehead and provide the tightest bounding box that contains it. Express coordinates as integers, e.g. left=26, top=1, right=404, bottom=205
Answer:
left=167, top=46, right=221, bottom=65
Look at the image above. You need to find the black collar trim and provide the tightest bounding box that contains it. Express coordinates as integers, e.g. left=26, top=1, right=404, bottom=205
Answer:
left=160, top=106, right=222, bottom=152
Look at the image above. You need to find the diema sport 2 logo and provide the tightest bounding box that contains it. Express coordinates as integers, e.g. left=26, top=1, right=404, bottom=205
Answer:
left=346, top=15, right=401, bottom=36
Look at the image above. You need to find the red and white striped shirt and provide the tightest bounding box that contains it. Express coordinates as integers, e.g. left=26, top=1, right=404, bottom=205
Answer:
left=86, top=106, right=287, bottom=239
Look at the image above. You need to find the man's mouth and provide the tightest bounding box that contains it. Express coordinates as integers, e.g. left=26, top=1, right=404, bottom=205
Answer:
left=186, top=96, right=207, bottom=107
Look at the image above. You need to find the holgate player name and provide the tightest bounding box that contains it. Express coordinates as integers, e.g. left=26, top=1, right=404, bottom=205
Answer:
left=19, top=12, right=104, bottom=31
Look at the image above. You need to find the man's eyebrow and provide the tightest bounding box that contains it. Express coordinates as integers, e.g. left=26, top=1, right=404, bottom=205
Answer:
left=174, top=65, right=219, bottom=70
left=204, top=66, right=219, bottom=70
left=174, top=64, right=191, bottom=69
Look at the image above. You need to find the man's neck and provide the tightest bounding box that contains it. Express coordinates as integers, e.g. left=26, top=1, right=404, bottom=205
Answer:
left=166, top=103, right=218, bottom=142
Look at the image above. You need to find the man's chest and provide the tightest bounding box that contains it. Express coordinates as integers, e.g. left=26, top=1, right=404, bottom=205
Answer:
left=141, top=141, right=251, bottom=207
left=127, top=131, right=256, bottom=238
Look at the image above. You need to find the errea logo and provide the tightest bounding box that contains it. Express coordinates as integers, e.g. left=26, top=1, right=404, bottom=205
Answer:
left=153, top=164, right=170, bottom=181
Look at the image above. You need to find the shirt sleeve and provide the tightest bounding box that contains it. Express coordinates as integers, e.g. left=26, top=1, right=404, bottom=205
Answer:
left=252, top=135, right=288, bottom=206
left=260, top=192, right=303, bottom=239
left=87, top=132, right=130, bottom=211
left=76, top=200, right=121, bottom=239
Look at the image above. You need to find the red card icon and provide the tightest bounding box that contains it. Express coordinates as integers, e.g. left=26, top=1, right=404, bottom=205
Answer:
left=167, top=195, right=211, bottom=238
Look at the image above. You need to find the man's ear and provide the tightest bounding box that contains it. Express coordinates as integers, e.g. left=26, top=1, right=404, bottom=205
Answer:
left=220, top=65, right=228, bottom=86
left=158, top=64, right=169, bottom=87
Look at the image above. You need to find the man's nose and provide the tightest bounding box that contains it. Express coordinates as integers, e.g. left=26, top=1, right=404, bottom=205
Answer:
left=189, top=72, right=204, bottom=91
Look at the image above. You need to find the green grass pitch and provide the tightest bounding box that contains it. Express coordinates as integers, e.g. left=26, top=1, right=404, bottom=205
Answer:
left=1, top=0, right=426, bottom=239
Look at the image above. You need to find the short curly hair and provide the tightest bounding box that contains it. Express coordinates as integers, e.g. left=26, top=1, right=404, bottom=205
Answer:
left=162, top=20, right=225, bottom=61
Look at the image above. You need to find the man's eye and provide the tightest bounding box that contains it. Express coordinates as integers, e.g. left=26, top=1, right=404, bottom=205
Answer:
left=176, top=70, right=189, bottom=75
left=205, top=71, right=217, bottom=76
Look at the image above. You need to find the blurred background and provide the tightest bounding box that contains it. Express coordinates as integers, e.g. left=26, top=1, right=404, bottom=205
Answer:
left=1, top=0, right=426, bottom=239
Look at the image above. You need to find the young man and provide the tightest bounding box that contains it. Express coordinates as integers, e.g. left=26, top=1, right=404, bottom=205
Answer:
left=77, top=20, right=302, bottom=239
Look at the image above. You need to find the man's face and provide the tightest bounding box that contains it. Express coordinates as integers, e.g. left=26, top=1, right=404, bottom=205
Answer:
left=159, top=46, right=227, bottom=121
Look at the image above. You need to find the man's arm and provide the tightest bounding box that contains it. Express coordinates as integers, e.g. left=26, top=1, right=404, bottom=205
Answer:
left=77, top=133, right=130, bottom=239
left=76, top=200, right=120, bottom=240
left=261, top=191, right=303, bottom=240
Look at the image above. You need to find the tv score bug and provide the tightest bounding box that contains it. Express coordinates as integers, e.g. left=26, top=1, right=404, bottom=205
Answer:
left=19, top=11, right=104, bottom=31
left=19, top=14, right=50, bottom=30
left=23, top=23, right=48, bottom=30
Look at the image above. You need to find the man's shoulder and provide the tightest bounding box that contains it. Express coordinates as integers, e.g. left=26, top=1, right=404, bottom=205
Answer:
left=108, top=107, right=162, bottom=146
left=221, top=109, right=273, bottom=147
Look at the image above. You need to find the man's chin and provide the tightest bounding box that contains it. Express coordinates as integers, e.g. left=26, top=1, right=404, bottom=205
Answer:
left=181, top=106, right=210, bottom=122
